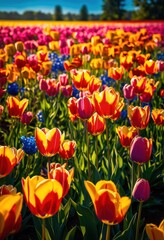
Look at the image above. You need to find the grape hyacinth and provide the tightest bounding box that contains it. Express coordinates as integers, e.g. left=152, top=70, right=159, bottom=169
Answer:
left=20, top=136, right=38, bottom=155
left=7, top=82, right=19, bottom=96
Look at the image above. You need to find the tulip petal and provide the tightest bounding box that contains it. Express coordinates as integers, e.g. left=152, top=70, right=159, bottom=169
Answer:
left=96, top=180, right=117, bottom=192
left=84, top=181, right=99, bottom=204
left=35, top=127, right=48, bottom=153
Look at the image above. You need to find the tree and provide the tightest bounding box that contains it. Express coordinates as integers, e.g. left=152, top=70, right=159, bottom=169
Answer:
left=79, top=5, right=89, bottom=21
left=101, top=0, right=125, bottom=20
left=54, top=5, right=63, bottom=21
left=133, top=0, right=164, bottom=19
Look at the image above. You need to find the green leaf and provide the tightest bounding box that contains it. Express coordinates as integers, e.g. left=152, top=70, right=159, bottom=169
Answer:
left=45, top=227, right=52, bottom=240
left=71, top=200, right=99, bottom=240
left=65, top=226, right=77, bottom=240
left=113, top=213, right=137, bottom=240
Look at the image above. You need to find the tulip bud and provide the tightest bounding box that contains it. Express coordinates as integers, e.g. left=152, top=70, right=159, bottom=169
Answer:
left=123, top=84, right=136, bottom=100
left=132, top=178, right=150, bottom=202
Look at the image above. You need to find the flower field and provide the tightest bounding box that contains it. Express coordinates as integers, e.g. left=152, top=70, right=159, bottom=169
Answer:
left=0, top=20, right=164, bottom=240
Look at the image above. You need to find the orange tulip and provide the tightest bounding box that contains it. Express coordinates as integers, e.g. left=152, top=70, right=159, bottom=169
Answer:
left=144, top=59, right=158, bottom=75
left=49, top=163, right=74, bottom=197
left=93, top=87, right=124, bottom=119
left=116, top=126, right=138, bottom=148
left=146, top=219, right=164, bottom=240
left=35, top=127, right=62, bottom=157
left=0, top=146, right=24, bottom=178
left=6, top=96, right=28, bottom=118
left=151, top=109, right=164, bottom=126
left=64, top=57, right=82, bottom=72
left=71, top=70, right=91, bottom=91
left=67, top=97, right=78, bottom=121
left=84, top=180, right=131, bottom=225
left=108, top=66, right=124, bottom=81
left=22, top=176, right=63, bottom=218
left=59, top=140, right=76, bottom=159
left=0, top=188, right=23, bottom=240
left=128, top=105, right=150, bottom=129
left=87, top=112, right=106, bottom=136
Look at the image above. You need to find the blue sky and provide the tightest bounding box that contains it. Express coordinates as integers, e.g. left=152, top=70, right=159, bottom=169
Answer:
left=0, top=0, right=134, bottom=14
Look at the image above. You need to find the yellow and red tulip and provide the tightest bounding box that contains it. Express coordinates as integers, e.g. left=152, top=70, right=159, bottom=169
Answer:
left=108, top=66, right=124, bottom=81
left=93, top=87, right=124, bottom=119
left=35, top=127, right=62, bottom=157
left=84, top=180, right=131, bottom=225
left=6, top=96, right=28, bottom=118
left=0, top=189, right=23, bottom=240
left=116, top=126, right=138, bottom=148
left=151, top=109, right=164, bottom=126
left=146, top=219, right=164, bottom=240
left=0, top=146, right=24, bottom=178
left=130, top=75, right=147, bottom=95
left=71, top=69, right=91, bottom=91
left=59, top=140, right=76, bottom=159
left=49, top=163, right=74, bottom=197
left=128, top=105, right=150, bottom=129
left=87, top=112, right=106, bottom=136
left=144, top=59, right=158, bottom=75
left=22, top=176, right=63, bottom=218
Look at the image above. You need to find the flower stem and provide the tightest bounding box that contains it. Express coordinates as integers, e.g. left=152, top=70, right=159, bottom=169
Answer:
left=95, top=136, right=98, bottom=170
left=105, top=224, right=111, bottom=240
left=85, top=120, right=91, bottom=180
left=137, top=164, right=141, bottom=178
left=131, top=160, right=135, bottom=194
left=135, top=201, right=143, bottom=240
left=106, top=120, right=111, bottom=178
left=42, top=218, right=45, bottom=240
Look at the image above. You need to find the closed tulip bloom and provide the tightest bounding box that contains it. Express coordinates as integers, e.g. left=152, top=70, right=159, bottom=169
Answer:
left=0, top=146, right=24, bottom=178
left=6, top=96, right=28, bottom=118
left=59, top=140, right=76, bottom=159
left=131, top=76, right=147, bottom=95
left=128, top=105, right=150, bottom=129
left=35, top=127, right=62, bottom=157
left=130, top=136, right=152, bottom=164
left=15, top=54, right=27, bottom=69
left=88, top=76, right=102, bottom=94
left=132, top=178, right=150, bottom=202
left=146, top=219, right=164, bottom=240
left=22, top=176, right=63, bottom=218
left=123, top=84, right=136, bottom=100
left=49, top=163, right=74, bottom=197
left=67, top=97, right=78, bottom=121
left=87, top=112, right=106, bottom=136
left=77, top=96, right=95, bottom=120
left=20, top=111, right=33, bottom=125
left=108, top=66, right=124, bottom=81
left=84, top=180, right=131, bottom=225
left=93, top=87, right=123, bottom=119
left=116, top=126, right=138, bottom=148
left=151, top=109, right=164, bottom=126
left=0, top=191, right=23, bottom=240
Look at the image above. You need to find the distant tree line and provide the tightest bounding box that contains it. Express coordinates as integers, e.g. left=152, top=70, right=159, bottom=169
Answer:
left=0, top=1, right=163, bottom=21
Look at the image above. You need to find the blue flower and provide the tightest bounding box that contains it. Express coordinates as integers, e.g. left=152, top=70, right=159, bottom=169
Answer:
left=36, top=110, right=45, bottom=123
left=7, top=82, right=19, bottom=96
left=20, top=136, right=38, bottom=155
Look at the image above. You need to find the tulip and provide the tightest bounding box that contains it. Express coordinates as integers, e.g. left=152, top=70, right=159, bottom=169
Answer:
left=116, top=126, right=138, bottom=148
left=130, top=136, right=152, bottom=164
left=144, top=59, right=158, bottom=75
left=6, top=96, right=28, bottom=118
left=132, top=178, right=150, bottom=202
left=35, top=127, right=62, bottom=157
left=67, top=97, right=78, bottom=121
left=71, top=70, right=91, bottom=91
left=0, top=146, right=24, bottom=178
left=60, top=85, right=72, bottom=98
left=59, top=140, right=76, bottom=160
left=77, top=96, right=95, bottom=120
left=20, top=111, right=33, bottom=125
left=0, top=69, right=7, bottom=88
left=93, top=87, right=124, bottom=119
left=0, top=105, right=4, bottom=118
left=64, top=57, right=82, bottom=72
left=15, top=54, right=27, bottom=69
left=146, top=219, right=164, bottom=240
left=123, top=84, right=136, bottom=100
left=108, top=66, right=124, bottom=81
left=59, top=73, right=68, bottom=86
left=49, top=163, right=74, bottom=197
left=0, top=190, right=23, bottom=240
left=131, top=76, right=147, bottom=94
left=22, top=176, right=63, bottom=218
left=88, top=75, right=102, bottom=94
left=151, top=109, right=164, bottom=125
left=87, top=112, right=106, bottom=136
left=128, top=105, right=150, bottom=129
left=84, top=180, right=131, bottom=225
left=15, top=41, right=24, bottom=52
